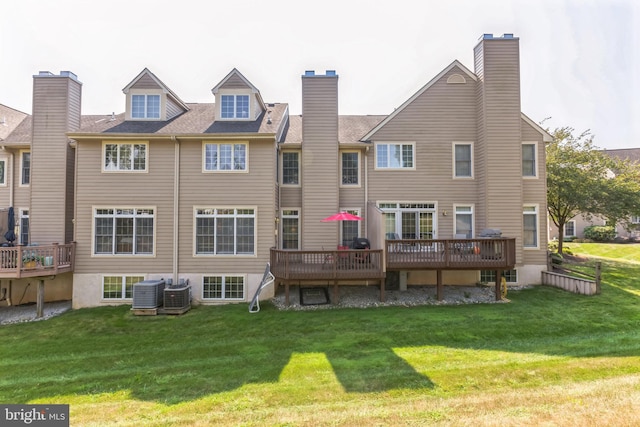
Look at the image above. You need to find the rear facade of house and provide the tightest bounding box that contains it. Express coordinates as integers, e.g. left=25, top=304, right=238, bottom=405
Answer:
left=0, top=34, right=551, bottom=309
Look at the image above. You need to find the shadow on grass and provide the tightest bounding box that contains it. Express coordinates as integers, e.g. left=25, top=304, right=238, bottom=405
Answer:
left=1, top=264, right=638, bottom=404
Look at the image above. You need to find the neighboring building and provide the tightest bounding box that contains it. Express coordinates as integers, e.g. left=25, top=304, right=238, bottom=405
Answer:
left=0, top=34, right=552, bottom=309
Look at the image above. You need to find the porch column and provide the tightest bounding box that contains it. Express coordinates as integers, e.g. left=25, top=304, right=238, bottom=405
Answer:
left=36, top=279, right=45, bottom=318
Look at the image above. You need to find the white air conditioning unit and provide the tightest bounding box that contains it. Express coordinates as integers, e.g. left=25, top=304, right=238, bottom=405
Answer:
left=132, top=279, right=166, bottom=309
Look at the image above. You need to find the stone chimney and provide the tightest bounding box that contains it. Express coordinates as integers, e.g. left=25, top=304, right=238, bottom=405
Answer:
left=30, top=71, right=81, bottom=244
left=300, top=70, right=339, bottom=249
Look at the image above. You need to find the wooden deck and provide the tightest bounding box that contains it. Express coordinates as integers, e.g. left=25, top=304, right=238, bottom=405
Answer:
left=0, top=243, right=75, bottom=279
left=270, top=238, right=516, bottom=305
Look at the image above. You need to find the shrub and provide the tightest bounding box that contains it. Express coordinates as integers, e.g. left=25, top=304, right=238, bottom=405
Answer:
left=583, top=225, right=616, bottom=242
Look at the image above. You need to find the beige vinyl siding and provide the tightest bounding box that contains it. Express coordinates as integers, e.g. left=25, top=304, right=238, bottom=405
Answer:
left=280, top=186, right=302, bottom=208
left=476, top=38, right=523, bottom=262
left=130, top=73, right=161, bottom=90
left=366, top=66, right=478, bottom=239
left=177, top=139, right=276, bottom=274
left=221, top=74, right=250, bottom=90
left=74, top=140, right=175, bottom=273
left=166, top=98, right=183, bottom=120
left=30, top=75, right=81, bottom=244
left=521, top=119, right=548, bottom=265
left=301, top=75, right=339, bottom=249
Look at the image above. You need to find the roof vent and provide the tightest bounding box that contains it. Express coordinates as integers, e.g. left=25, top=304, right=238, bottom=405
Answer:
left=482, top=34, right=494, bottom=39
left=304, top=70, right=315, bottom=76
left=325, top=70, right=336, bottom=76
left=502, top=33, right=514, bottom=39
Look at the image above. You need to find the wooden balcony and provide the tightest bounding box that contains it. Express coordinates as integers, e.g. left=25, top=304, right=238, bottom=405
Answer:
left=386, top=238, right=516, bottom=271
left=0, top=243, right=75, bottom=279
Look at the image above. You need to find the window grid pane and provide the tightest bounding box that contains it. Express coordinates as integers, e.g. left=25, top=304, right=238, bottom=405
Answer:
left=146, top=95, right=160, bottom=118
left=225, top=276, right=244, bottom=299
left=522, top=144, right=536, bottom=176
left=196, top=208, right=255, bottom=255
left=236, top=95, right=249, bottom=118
left=282, top=152, right=299, bottom=185
left=455, top=144, right=471, bottom=177
left=221, top=95, right=234, bottom=118
left=282, top=216, right=299, bottom=249
left=341, top=152, right=359, bottom=185
left=22, top=152, right=30, bottom=185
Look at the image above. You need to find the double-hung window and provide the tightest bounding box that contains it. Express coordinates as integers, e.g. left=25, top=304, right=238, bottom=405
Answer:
left=454, top=143, right=473, bottom=178
left=375, top=143, right=414, bottom=169
left=204, top=143, right=247, bottom=171
left=522, top=143, right=537, bottom=177
left=103, top=143, right=147, bottom=172
left=195, top=208, right=255, bottom=255
left=340, top=208, right=360, bottom=246
left=282, top=152, right=299, bottom=185
left=341, top=151, right=359, bottom=185
left=203, top=275, right=245, bottom=300
left=132, top=94, right=160, bottom=119
left=564, top=220, right=576, bottom=237
left=454, top=205, right=474, bottom=238
left=21, top=151, right=30, bottom=185
left=281, top=209, right=300, bottom=249
left=523, top=205, right=539, bottom=248
left=221, top=95, right=250, bottom=119
left=94, top=208, right=155, bottom=255
left=0, top=159, right=5, bottom=185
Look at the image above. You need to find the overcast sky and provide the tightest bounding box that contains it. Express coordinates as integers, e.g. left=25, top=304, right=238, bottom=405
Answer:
left=1, top=0, right=637, bottom=149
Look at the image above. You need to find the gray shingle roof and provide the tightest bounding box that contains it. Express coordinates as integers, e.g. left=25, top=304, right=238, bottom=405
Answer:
left=602, top=148, right=640, bottom=164
left=281, top=115, right=385, bottom=145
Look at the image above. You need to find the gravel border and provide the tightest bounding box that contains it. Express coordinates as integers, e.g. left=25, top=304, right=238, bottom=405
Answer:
left=0, top=301, right=72, bottom=325
left=270, top=285, right=529, bottom=311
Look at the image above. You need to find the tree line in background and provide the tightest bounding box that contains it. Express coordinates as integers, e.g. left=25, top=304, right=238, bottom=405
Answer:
left=547, top=126, right=640, bottom=254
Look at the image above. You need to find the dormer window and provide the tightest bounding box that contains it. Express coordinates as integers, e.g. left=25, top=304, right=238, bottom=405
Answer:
left=221, top=95, right=250, bottom=119
left=132, top=94, right=160, bottom=119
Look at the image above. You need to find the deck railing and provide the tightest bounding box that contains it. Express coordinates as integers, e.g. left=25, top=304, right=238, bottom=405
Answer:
left=270, top=248, right=385, bottom=281
left=386, top=238, right=516, bottom=270
left=270, top=238, right=516, bottom=282
left=0, top=243, right=75, bottom=278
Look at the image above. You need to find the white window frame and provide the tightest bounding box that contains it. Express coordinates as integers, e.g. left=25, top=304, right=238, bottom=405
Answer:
left=281, top=208, right=300, bottom=249
left=481, top=269, right=518, bottom=284
left=522, top=141, right=538, bottom=178
left=631, top=216, right=640, bottom=224
left=564, top=220, right=576, bottom=237
left=92, top=207, right=156, bottom=256
left=523, top=204, right=539, bottom=249
left=20, top=150, right=30, bottom=186
left=378, top=202, right=437, bottom=239
left=339, top=208, right=361, bottom=246
left=453, top=142, right=474, bottom=178
left=194, top=207, right=257, bottom=256
left=0, top=158, right=6, bottom=186
left=454, top=204, right=474, bottom=238
left=340, top=151, right=361, bottom=187
left=374, top=142, right=416, bottom=170
left=281, top=151, right=300, bottom=186
left=203, top=142, right=248, bottom=172
left=202, top=275, right=246, bottom=300
left=220, top=94, right=250, bottom=119
left=19, top=208, right=29, bottom=245
left=102, top=275, right=145, bottom=300
left=102, top=142, right=148, bottom=172
left=131, top=94, right=161, bottom=119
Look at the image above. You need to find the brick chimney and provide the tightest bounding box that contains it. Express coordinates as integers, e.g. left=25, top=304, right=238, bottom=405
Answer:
left=30, top=71, right=81, bottom=244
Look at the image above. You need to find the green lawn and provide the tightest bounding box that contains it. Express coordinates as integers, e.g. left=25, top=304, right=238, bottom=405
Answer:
left=1, top=246, right=640, bottom=426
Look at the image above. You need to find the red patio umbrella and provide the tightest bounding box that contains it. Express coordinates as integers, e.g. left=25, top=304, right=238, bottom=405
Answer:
left=321, top=211, right=363, bottom=222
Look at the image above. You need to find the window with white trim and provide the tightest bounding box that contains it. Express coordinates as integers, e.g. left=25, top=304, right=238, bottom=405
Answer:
left=204, top=143, right=247, bottom=171
left=522, top=143, right=537, bottom=177
left=94, top=208, right=155, bottom=255
left=481, top=269, right=517, bottom=283
left=379, top=202, right=436, bottom=239
left=195, top=208, right=255, bottom=255
left=132, top=94, right=160, bottom=119
left=281, top=209, right=300, bottom=249
left=103, top=275, right=144, bottom=299
left=0, top=159, right=5, bottom=185
left=203, top=275, right=245, bottom=300
left=564, top=220, right=576, bottom=237
left=282, top=152, right=299, bottom=185
left=20, top=209, right=29, bottom=245
left=103, top=143, right=147, bottom=172
left=375, top=143, right=414, bottom=169
left=523, top=205, right=539, bottom=248
left=341, top=151, right=360, bottom=185
left=454, top=143, right=473, bottom=178
left=454, top=205, right=474, bottom=238
left=340, top=208, right=361, bottom=246
left=21, top=151, right=30, bottom=185
left=631, top=216, right=640, bottom=224
left=221, top=95, right=250, bottom=119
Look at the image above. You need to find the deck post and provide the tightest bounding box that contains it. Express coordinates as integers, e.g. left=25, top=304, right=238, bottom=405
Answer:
left=333, top=280, right=339, bottom=304
left=285, top=282, right=290, bottom=306
left=495, top=270, right=502, bottom=301
left=36, top=279, right=45, bottom=318
left=436, top=270, right=443, bottom=301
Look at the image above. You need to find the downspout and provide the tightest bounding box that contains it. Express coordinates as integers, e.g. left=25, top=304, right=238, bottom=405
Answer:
left=364, top=146, right=369, bottom=233
left=172, top=136, right=180, bottom=286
